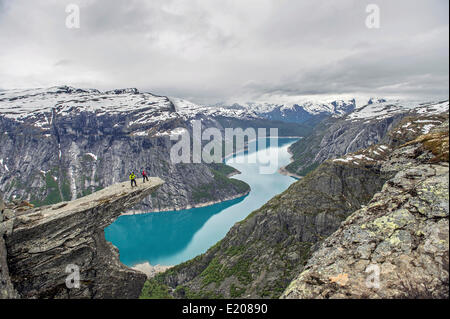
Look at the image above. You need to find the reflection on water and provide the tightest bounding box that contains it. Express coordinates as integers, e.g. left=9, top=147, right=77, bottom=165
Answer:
left=105, top=138, right=298, bottom=266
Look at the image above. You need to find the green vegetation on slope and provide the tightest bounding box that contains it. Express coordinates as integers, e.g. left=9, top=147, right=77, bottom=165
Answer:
left=208, top=163, right=238, bottom=176
left=192, top=165, right=249, bottom=203
left=29, top=168, right=71, bottom=207
left=140, top=278, right=173, bottom=299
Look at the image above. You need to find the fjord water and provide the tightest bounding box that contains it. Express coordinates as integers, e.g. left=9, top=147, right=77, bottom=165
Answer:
left=105, top=138, right=298, bottom=267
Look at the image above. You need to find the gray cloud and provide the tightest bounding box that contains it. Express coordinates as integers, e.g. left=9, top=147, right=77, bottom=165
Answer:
left=0, top=0, right=448, bottom=103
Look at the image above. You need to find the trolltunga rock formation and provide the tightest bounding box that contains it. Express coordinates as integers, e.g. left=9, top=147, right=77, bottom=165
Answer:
left=1, top=178, right=163, bottom=299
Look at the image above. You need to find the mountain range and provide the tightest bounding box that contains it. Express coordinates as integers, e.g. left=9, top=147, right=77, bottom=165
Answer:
left=1, top=86, right=448, bottom=299
left=0, top=85, right=372, bottom=210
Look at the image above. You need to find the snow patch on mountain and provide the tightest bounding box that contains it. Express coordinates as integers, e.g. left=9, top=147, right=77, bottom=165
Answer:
left=346, top=99, right=449, bottom=122
left=85, top=153, right=98, bottom=161
left=0, top=85, right=176, bottom=129
left=2, top=86, right=447, bottom=131
left=223, top=99, right=356, bottom=117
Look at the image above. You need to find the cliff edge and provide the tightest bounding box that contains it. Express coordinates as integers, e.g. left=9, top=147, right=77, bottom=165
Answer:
left=1, top=178, right=164, bottom=299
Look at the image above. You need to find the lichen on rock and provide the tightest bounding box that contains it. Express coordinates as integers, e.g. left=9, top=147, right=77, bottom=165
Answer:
left=282, top=126, right=449, bottom=299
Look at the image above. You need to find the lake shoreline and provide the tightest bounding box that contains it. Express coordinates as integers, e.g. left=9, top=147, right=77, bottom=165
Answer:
left=108, top=137, right=301, bottom=267
left=122, top=189, right=251, bottom=216
left=132, top=262, right=174, bottom=278
left=122, top=136, right=300, bottom=216
left=277, top=148, right=304, bottom=179
left=222, top=136, right=303, bottom=161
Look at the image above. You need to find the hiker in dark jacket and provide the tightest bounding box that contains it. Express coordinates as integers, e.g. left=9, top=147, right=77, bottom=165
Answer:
left=130, top=172, right=137, bottom=187
left=142, top=168, right=149, bottom=183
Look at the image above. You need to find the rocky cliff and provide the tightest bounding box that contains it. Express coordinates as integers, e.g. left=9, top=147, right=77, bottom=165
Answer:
left=141, top=108, right=449, bottom=299
left=0, top=227, right=18, bottom=298
left=0, top=86, right=253, bottom=213
left=0, top=178, right=163, bottom=299
left=285, top=100, right=448, bottom=176
left=283, top=123, right=449, bottom=299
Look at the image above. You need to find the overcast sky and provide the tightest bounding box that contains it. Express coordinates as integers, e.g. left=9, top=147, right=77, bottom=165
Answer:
left=0, top=0, right=448, bottom=104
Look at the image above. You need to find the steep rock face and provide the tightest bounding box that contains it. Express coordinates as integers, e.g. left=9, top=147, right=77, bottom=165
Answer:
left=0, top=87, right=250, bottom=212
left=286, top=100, right=449, bottom=176
left=283, top=131, right=449, bottom=298
left=286, top=114, right=404, bottom=176
left=2, top=178, right=163, bottom=299
left=1, top=196, right=19, bottom=299
left=1, top=238, right=18, bottom=299
left=144, top=156, right=391, bottom=299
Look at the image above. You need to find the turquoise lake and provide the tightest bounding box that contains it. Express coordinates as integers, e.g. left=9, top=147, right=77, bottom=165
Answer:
left=104, top=138, right=299, bottom=267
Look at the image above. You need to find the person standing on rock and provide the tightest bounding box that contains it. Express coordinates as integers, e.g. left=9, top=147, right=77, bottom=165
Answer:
left=142, top=168, right=149, bottom=183
left=130, top=172, right=137, bottom=187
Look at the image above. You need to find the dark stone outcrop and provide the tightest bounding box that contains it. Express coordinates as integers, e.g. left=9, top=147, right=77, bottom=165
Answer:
left=0, top=111, right=249, bottom=213
left=286, top=113, right=405, bottom=175
left=285, top=101, right=448, bottom=176
left=1, top=195, right=19, bottom=299
left=1, top=237, right=19, bottom=299
left=1, top=178, right=163, bottom=299
left=283, top=127, right=449, bottom=298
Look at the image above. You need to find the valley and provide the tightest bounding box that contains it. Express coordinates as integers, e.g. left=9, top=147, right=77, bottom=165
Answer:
left=138, top=100, right=449, bottom=299
left=1, top=87, right=448, bottom=300
left=105, top=137, right=299, bottom=268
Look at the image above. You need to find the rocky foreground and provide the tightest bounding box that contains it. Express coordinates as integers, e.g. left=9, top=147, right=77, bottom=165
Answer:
left=283, top=129, right=449, bottom=298
left=1, top=178, right=163, bottom=299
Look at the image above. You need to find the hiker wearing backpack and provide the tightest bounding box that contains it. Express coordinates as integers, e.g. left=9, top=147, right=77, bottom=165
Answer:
left=130, top=172, right=137, bottom=187
left=142, top=168, right=149, bottom=183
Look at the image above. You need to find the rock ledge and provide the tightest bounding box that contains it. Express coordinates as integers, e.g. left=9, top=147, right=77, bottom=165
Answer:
left=3, top=178, right=163, bottom=299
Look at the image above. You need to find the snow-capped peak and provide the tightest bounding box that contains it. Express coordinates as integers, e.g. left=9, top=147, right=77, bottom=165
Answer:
left=0, top=86, right=176, bottom=129
left=346, top=98, right=449, bottom=122
left=215, top=97, right=357, bottom=123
